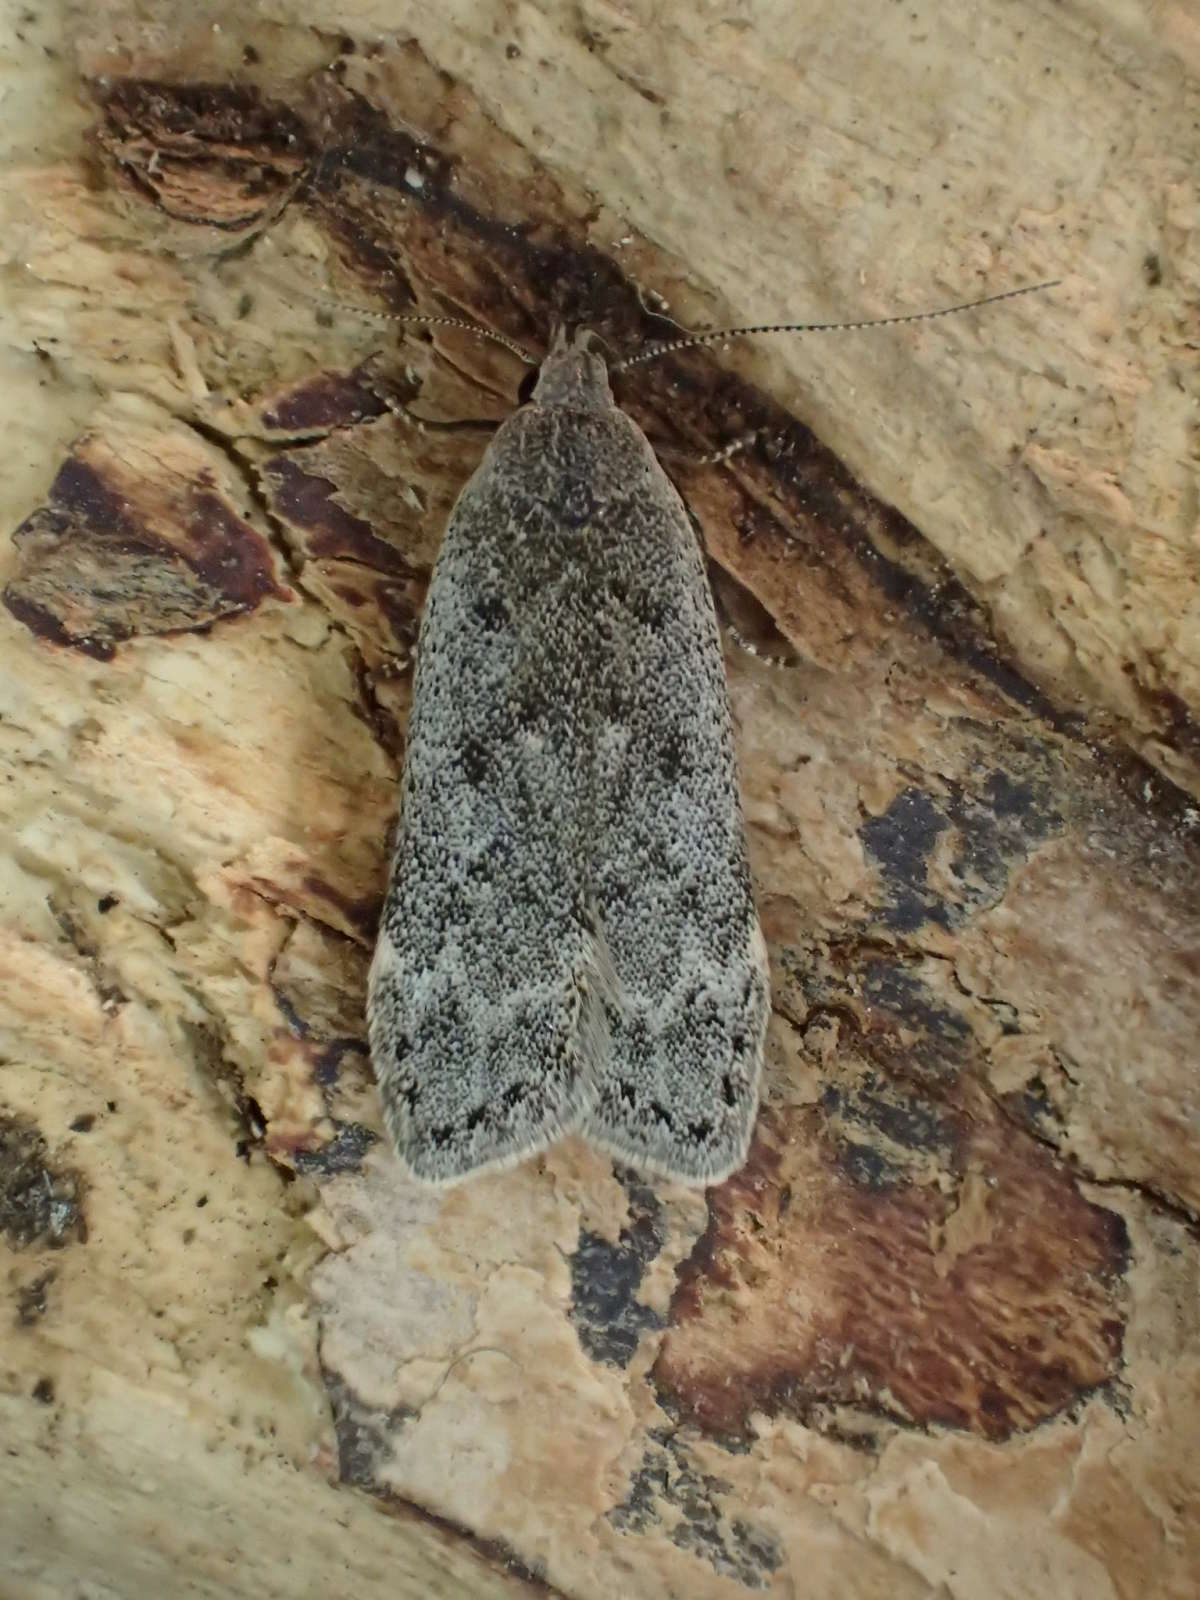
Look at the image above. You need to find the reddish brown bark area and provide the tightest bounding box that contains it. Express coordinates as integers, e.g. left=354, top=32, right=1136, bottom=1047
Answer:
left=656, top=1101, right=1128, bottom=1441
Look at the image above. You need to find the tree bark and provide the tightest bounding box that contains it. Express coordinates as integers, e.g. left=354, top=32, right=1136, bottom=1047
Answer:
left=1, top=2, right=1197, bottom=1596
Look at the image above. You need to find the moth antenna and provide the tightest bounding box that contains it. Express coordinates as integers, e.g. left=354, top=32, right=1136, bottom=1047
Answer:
left=250, top=99, right=537, bottom=368
left=275, top=276, right=538, bottom=365
left=612, top=279, right=1061, bottom=372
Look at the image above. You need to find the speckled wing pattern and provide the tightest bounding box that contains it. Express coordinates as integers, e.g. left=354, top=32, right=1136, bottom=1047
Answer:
left=367, top=329, right=769, bottom=1185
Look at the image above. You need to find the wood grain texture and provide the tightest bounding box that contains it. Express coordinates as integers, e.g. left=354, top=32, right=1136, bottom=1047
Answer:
left=1, top=1, right=1197, bottom=1596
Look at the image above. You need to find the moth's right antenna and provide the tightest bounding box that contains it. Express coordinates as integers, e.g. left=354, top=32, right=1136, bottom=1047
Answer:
left=613, top=279, right=1061, bottom=372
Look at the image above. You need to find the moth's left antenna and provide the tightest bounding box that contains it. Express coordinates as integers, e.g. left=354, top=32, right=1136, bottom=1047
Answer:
left=247, top=71, right=538, bottom=367
left=262, top=273, right=537, bottom=365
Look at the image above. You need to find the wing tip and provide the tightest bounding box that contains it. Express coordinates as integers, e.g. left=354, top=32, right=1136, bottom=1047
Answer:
left=380, top=1088, right=587, bottom=1187
left=579, top=1119, right=758, bottom=1188
left=368, top=927, right=611, bottom=1187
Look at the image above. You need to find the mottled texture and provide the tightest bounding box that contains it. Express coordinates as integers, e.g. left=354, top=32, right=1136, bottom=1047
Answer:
left=4, top=430, right=290, bottom=659
left=369, top=332, right=769, bottom=1184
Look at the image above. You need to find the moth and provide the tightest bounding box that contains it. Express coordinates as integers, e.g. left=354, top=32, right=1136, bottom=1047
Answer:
left=364, top=281, right=1057, bottom=1186
left=367, top=326, right=770, bottom=1186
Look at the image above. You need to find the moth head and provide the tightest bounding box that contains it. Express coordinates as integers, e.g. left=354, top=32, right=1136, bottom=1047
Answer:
left=524, top=325, right=614, bottom=411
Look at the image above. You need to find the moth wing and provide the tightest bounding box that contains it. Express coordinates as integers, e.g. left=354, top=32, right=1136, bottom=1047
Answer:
left=578, top=432, right=769, bottom=1184
left=368, top=446, right=603, bottom=1184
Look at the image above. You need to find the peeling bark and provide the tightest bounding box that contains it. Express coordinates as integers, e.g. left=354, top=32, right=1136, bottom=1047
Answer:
left=2, top=3, right=1198, bottom=1597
